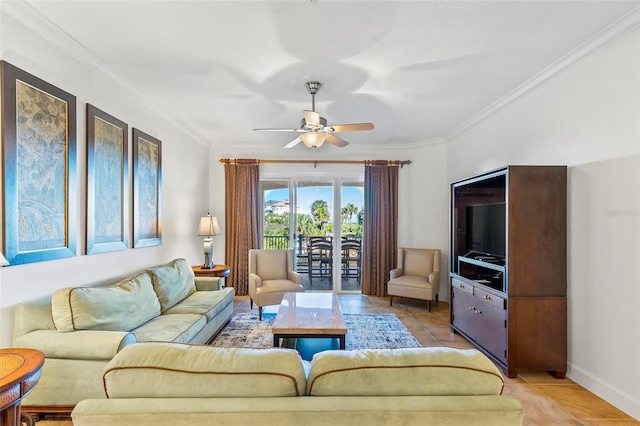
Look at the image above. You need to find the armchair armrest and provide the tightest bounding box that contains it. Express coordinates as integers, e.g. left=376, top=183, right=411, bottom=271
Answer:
left=288, top=270, right=302, bottom=284
left=428, top=270, right=440, bottom=285
left=249, top=273, right=262, bottom=289
left=194, top=276, right=223, bottom=291
left=389, top=268, right=403, bottom=280
left=13, top=329, right=136, bottom=360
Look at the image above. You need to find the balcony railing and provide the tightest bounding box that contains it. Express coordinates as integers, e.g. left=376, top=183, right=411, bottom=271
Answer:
left=263, top=235, right=362, bottom=254
left=263, top=235, right=362, bottom=291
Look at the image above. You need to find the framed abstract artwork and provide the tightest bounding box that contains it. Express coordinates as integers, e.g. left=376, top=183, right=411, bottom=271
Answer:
left=1, top=61, right=77, bottom=265
left=132, top=128, right=162, bottom=248
left=86, top=104, right=129, bottom=254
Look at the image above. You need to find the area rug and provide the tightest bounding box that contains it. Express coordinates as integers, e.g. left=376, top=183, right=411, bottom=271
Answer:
left=211, top=313, right=421, bottom=350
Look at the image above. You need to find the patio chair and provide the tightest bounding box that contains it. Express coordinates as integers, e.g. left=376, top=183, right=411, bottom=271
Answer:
left=341, top=239, right=361, bottom=285
left=307, top=237, right=333, bottom=285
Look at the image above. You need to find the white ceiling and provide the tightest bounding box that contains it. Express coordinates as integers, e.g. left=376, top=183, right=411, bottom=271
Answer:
left=9, top=0, right=640, bottom=150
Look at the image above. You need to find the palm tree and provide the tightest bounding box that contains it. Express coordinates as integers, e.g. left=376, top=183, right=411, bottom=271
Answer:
left=310, top=199, right=330, bottom=233
left=296, top=213, right=315, bottom=237
left=344, top=203, right=358, bottom=225
left=341, top=207, right=349, bottom=224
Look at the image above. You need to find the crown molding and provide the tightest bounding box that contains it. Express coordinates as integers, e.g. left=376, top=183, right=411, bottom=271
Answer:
left=405, top=137, right=447, bottom=149
left=445, top=5, right=640, bottom=141
left=0, top=0, right=212, bottom=147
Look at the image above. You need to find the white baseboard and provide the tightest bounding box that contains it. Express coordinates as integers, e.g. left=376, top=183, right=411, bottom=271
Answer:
left=567, top=362, right=640, bottom=421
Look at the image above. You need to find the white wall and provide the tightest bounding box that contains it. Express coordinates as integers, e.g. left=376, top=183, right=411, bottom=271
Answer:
left=399, top=141, right=450, bottom=300
left=447, top=29, right=640, bottom=419
left=0, top=9, right=211, bottom=347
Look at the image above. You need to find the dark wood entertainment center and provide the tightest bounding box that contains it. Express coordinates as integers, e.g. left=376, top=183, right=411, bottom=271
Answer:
left=449, top=166, right=567, bottom=379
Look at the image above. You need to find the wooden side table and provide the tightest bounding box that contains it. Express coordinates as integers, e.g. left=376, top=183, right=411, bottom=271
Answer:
left=0, top=348, right=44, bottom=426
left=192, top=264, right=231, bottom=278
left=192, top=265, right=231, bottom=290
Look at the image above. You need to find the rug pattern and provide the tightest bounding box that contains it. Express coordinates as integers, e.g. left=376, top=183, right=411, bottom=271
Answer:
left=211, top=313, right=421, bottom=350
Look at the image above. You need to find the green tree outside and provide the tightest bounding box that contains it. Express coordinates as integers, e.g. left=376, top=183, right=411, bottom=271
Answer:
left=310, top=199, right=330, bottom=233
left=264, top=200, right=363, bottom=240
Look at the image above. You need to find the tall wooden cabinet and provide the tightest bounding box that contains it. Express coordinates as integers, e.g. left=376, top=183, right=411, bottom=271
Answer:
left=449, top=166, right=567, bottom=378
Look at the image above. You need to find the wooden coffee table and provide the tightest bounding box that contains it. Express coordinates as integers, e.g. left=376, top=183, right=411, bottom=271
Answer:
left=272, top=292, right=347, bottom=350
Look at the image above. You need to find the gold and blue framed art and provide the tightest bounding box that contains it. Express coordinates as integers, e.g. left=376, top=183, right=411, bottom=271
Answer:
left=132, top=128, right=161, bottom=248
left=1, top=61, right=77, bottom=265
left=86, top=104, right=129, bottom=254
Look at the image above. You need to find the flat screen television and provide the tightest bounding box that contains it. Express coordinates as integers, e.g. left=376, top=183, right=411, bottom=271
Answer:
left=466, top=202, right=506, bottom=258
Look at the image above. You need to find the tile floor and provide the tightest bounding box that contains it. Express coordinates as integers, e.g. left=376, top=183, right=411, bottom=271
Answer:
left=35, top=293, right=638, bottom=426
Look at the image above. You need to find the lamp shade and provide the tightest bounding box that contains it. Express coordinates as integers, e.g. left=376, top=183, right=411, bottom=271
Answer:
left=300, top=132, right=327, bottom=148
left=197, top=215, right=222, bottom=237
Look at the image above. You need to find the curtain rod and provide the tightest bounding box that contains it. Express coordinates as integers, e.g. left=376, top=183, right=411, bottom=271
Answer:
left=219, top=159, right=412, bottom=168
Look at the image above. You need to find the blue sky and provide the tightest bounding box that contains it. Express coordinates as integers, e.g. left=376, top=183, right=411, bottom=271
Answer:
left=265, top=185, right=364, bottom=218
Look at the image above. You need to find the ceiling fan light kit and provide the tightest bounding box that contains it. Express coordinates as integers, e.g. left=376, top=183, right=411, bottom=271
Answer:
left=253, top=81, right=374, bottom=149
left=300, top=131, right=327, bottom=148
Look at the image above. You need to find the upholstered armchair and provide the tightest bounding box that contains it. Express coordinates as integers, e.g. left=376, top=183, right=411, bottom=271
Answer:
left=387, top=248, right=441, bottom=312
left=249, top=249, right=305, bottom=320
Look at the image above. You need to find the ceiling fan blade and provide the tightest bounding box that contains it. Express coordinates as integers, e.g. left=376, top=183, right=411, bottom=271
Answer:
left=283, top=137, right=303, bottom=149
left=325, top=134, right=349, bottom=148
left=329, top=123, right=374, bottom=132
left=253, top=127, right=305, bottom=132
left=303, top=110, right=321, bottom=126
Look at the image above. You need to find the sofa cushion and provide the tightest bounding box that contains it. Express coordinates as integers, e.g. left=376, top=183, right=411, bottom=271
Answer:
left=51, top=272, right=161, bottom=332
left=14, top=329, right=135, bottom=360
left=13, top=294, right=56, bottom=338
left=387, top=275, right=430, bottom=288
left=163, top=287, right=234, bottom=322
left=103, top=343, right=307, bottom=398
left=148, top=258, right=197, bottom=312
left=306, top=347, right=504, bottom=396
left=132, top=314, right=206, bottom=343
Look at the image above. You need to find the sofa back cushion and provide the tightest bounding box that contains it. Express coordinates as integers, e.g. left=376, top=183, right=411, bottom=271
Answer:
left=147, top=258, right=197, bottom=312
left=13, top=294, right=56, bottom=338
left=103, top=343, right=307, bottom=398
left=306, top=347, right=504, bottom=396
left=51, top=272, right=161, bottom=332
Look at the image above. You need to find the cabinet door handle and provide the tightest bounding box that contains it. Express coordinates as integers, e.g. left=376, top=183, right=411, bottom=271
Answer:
left=484, top=295, right=491, bottom=300
left=468, top=306, right=475, bottom=310
left=475, top=310, right=482, bottom=314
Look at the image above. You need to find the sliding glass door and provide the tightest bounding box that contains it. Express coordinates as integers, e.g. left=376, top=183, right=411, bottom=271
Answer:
left=296, top=180, right=334, bottom=291
left=340, top=181, right=364, bottom=291
left=260, top=177, right=364, bottom=293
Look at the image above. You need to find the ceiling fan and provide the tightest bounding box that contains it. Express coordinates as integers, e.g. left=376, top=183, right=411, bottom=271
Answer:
left=253, top=81, right=374, bottom=149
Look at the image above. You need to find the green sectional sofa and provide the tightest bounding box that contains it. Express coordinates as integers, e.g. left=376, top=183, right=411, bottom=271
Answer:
left=12, top=258, right=235, bottom=414
left=71, top=343, right=523, bottom=425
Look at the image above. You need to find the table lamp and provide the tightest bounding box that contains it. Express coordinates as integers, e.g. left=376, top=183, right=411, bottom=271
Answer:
left=197, top=214, right=221, bottom=269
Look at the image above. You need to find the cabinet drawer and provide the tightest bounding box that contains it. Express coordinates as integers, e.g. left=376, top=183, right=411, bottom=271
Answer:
left=475, top=287, right=505, bottom=311
left=452, top=278, right=474, bottom=295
